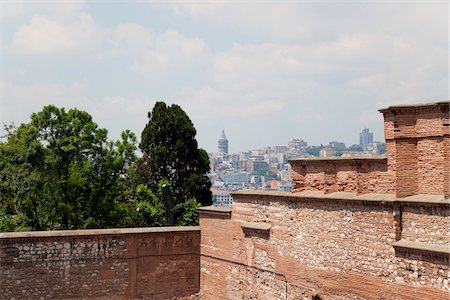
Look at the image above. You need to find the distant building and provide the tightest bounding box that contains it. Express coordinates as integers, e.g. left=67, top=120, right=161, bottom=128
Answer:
left=218, top=130, right=229, bottom=154
left=212, top=192, right=233, bottom=207
left=320, top=147, right=336, bottom=157
left=221, top=171, right=249, bottom=185
left=288, top=139, right=307, bottom=149
left=359, top=128, right=373, bottom=147
left=329, top=141, right=346, bottom=149
left=272, top=146, right=288, bottom=153
left=278, top=181, right=293, bottom=192
left=244, top=157, right=269, bottom=173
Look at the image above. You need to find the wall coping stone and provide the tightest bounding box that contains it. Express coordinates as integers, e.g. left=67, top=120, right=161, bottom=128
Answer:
left=289, top=156, right=386, bottom=163
left=197, top=206, right=232, bottom=219
left=232, top=190, right=450, bottom=205
left=240, top=221, right=271, bottom=231
left=197, top=206, right=232, bottom=213
left=0, top=226, right=200, bottom=239
left=378, top=100, right=450, bottom=113
left=393, top=239, right=450, bottom=256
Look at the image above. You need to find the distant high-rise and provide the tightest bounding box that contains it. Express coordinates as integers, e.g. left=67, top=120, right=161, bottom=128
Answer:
left=359, top=128, right=373, bottom=147
left=218, top=130, right=229, bottom=154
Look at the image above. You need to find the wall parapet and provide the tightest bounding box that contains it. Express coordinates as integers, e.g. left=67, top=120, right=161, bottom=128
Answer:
left=289, top=156, right=395, bottom=195
left=0, top=226, right=200, bottom=239
left=0, top=226, right=200, bottom=299
left=232, top=190, right=450, bottom=206
left=290, top=101, right=450, bottom=198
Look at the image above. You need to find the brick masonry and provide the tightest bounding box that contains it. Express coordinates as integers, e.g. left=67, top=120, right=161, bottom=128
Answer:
left=199, top=194, right=450, bottom=300
left=198, top=101, right=450, bottom=299
left=0, top=227, right=200, bottom=300
left=291, top=101, right=450, bottom=198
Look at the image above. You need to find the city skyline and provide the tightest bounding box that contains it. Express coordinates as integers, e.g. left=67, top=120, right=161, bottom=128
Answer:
left=1, top=2, right=447, bottom=153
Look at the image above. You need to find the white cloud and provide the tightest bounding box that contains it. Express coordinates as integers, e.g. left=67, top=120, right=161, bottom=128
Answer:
left=170, top=2, right=448, bottom=44
left=0, top=80, right=88, bottom=126
left=1, top=1, right=85, bottom=19
left=109, top=23, right=153, bottom=56
left=2, top=2, right=447, bottom=150
left=359, top=110, right=382, bottom=125
left=7, top=7, right=208, bottom=79
left=170, top=3, right=310, bottom=41
left=10, top=15, right=77, bottom=55
left=177, top=86, right=286, bottom=120
left=9, top=12, right=107, bottom=56
left=130, top=29, right=208, bottom=79
left=0, top=80, right=158, bottom=140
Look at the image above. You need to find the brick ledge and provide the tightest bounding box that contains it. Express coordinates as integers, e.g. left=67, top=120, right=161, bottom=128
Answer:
left=240, top=221, right=271, bottom=231
left=0, top=226, right=200, bottom=239
left=232, top=190, right=450, bottom=205
left=393, top=240, right=450, bottom=256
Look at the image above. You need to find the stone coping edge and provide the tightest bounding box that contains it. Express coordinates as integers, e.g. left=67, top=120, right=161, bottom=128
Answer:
left=289, top=156, right=386, bottom=162
left=240, top=221, right=271, bottom=231
left=231, top=190, right=450, bottom=205
left=0, top=226, right=200, bottom=239
left=197, top=206, right=232, bottom=213
left=378, top=100, right=449, bottom=113
left=393, top=240, right=450, bottom=256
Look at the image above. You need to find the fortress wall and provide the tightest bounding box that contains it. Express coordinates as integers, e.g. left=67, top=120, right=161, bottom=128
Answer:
left=291, top=102, right=450, bottom=198
left=0, top=227, right=200, bottom=300
left=199, top=194, right=450, bottom=299
left=379, top=101, right=450, bottom=198
left=401, top=205, right=450, bottom=246
left=291, top=158, right=395, bottom=195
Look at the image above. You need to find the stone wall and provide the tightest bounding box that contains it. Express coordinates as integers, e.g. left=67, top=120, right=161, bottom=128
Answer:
left=291, top=101, right=450, bottom=198
left=197, top=101, right=450, bottom=299
left=0, top=227, right=200, bottom=300
left=198, top=193, right=450, bottom=299
left=379, top=101, right=450, bottom=198
left=290, top=157, right=395, bottom=195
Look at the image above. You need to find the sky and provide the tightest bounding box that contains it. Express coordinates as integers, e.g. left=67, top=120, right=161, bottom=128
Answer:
left=0, top=1, right=448, bottom=153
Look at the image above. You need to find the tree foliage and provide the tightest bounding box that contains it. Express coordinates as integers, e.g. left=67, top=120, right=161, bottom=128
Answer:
left=137, top=101, right=211, bottom=225
left=0, top=106, right=141, bottom=231
left=0, top=103, right=207, bottom=232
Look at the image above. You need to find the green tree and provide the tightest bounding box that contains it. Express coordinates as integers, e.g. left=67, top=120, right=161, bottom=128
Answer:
left=306, top=146, right=323, bottom=157
left=0, top=106, right=138, bottom=231
left=137, top=101, right=211, bottom=225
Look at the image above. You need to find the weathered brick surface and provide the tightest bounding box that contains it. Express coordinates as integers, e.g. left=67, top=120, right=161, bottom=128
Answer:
left=380, top=101, right=450, bottom=198
left=199, top=195, right=450, bottom=299
left=292, top=101, right=450, bottom=198
left=198, top=101, right=450, bottom=299
left=291, top=158, right=395, bottom=195
left=395, top=139, right=418, bottom=197
left=401, top=205, right=450, bottom=246
left=0, top=227, right=200, bottom=300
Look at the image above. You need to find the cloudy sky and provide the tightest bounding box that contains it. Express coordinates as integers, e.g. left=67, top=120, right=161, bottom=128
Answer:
left=1, top=1, right=448, bottom=153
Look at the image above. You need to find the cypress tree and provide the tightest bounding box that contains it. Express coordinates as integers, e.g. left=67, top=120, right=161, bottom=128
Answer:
left=137, top=102, right=212, bottom=224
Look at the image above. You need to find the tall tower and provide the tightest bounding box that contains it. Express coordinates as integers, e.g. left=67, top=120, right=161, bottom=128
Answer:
left=359, top=128, right=373, bottom=147
left=218, top=130, right=229, bottom=154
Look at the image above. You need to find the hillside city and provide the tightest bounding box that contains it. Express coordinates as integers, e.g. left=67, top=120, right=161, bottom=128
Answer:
left=209, top=128, right=386, bottom=206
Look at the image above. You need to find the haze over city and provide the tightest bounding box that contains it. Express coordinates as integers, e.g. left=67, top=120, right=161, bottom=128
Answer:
left=1, top=1, right=447, bottom=152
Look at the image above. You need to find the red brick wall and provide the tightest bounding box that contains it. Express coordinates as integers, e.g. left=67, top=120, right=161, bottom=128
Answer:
left=0, top=227, right=200, bottom=300
left=291, top=102, right=450, bottom=198
left=291, top=158, right=395, bottom=195
left=199, top=194, right=450, bottom=299
left=395, top=139, right=418, bottom=197
left=380, top=102, right=450, bottom=198
left=401, top=205, right=450, bottom=246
